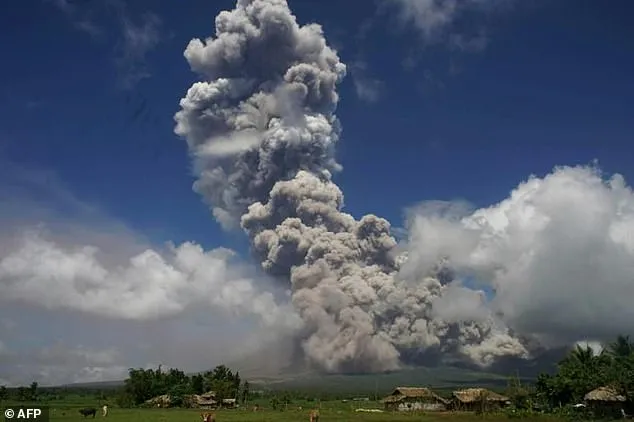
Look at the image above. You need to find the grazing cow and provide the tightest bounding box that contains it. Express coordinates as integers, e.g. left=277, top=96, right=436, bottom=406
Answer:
left=252, top=404, right=259, bottom=412
left=309, top=409, right=319, bottom=422
left=78, top=408, right=97, bottom=418
left=200, top=412, right=216, bottom=422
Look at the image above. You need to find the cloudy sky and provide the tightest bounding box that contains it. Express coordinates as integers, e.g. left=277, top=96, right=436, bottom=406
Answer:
left=0, top=0, right=633, bottom=386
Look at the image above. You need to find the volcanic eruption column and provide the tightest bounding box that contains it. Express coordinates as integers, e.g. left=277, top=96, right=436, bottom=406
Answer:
left=174, top=0, right=528, bottom=373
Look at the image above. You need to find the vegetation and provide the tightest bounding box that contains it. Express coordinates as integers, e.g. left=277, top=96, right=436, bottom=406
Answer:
left=535, top=335, right=634, bottom=410
left=0, top=335, right=632, bottom=421
left=115, top=364, right=244, bottom=407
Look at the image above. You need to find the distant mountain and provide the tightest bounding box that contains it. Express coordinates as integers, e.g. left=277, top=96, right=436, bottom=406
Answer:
left=59, top=380, right=124, bottom=389
left=52, top=366, right=515, bottom=393
left=245, top=365, right=519, bottom=395
left=52, top=345, right=566, bottom=391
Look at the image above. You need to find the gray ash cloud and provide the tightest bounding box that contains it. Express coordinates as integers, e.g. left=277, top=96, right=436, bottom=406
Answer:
left=173, top=0, right=529, bottom=373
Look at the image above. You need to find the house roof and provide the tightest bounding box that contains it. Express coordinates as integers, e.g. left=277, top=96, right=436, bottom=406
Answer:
left=196, top=399, right=217, bottom=405
left=383, top=387, right=449, bottom=404
left=584, top=387, right=626, bottom=402
left=452, top=388, right=509, bottom=403
left=199, top=391, right=216, bottom=399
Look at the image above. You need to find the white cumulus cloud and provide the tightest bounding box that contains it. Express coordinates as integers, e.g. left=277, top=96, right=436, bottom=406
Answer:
left=403, top=164, right=634, bottom=348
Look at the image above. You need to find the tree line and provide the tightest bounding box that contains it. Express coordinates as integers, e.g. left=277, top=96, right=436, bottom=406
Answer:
left=0, top=382, right=39, bottom=402
left=1, top=335, right=632, bottom=415
left=115, top=364, right=249, bottom=407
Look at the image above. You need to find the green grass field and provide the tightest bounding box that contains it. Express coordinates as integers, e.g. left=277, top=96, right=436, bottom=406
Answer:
left=3, top=399, right=561, bottom=422
left=43, top=407, right=561, bottom=422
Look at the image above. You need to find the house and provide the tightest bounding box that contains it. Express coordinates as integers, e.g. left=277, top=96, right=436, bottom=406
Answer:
left=196, top=391, right=218, bottom=409
left=584, top=386, right=626, bottom=419
left=382, top=387, right=449, bottom=412
left=450, top=388, right=510, bottom=412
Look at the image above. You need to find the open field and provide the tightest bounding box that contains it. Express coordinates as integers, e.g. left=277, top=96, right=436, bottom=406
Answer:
left=45, top=408, right=561, bottom=422
left=2, top=400, right=561, bottom=422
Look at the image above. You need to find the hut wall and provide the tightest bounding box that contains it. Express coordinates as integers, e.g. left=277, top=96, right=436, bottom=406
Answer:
left=587, top=400, right=624, bottom=419
left=452, top=400, right=505, bottom=412
left=387, top=397, right=446, bottom=412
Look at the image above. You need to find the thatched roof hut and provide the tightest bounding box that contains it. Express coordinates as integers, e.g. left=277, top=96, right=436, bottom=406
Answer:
left=194, top=391, right=217, bottom=408
left=453, top=388, right=509, bottom=404
left=384, top=387, right=449, bottom=402
left=382, top=387, right=449, bottom=412
left=144, top=394, right=172, bottom=408
left=584, top=386, right=627, bottom=418
left=584, top=387, right=626, bottom=403
left=451, top=388, right=510, bottom=411
left=196, top=397, right=217, bottom=407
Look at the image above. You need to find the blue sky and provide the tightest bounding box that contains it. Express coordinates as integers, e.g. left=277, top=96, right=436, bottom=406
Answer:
left=1, top=0, right=631, bottom=253
left=0, top=0, right=633, bottom=385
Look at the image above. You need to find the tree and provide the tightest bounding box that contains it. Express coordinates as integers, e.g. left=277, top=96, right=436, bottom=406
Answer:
left=606, top=335, right=634, bottom=405
left=506, top=373, right=530, bottom=410
left=191, top=374, right=204, bottom=395
left=30, top=382, right=38, bottom=401
left=241, top=381, right=250, bottom=404
left=16, top=387, right=29, bottom=402
left=233, top=371, right=241, bottom=398
left=0, top=386, right=7, bottom=402
left=608, top=335, right=633, bottom=358
left=116, top=364, right=243, bottom=408
left=535, top=334, right=634, bottom=410
left=169, top=383, right=192, bottom=407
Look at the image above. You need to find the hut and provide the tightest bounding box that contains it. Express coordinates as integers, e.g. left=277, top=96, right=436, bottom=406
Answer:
left=196, top=391, right=218, bottom=409
left=451, top=388, right=510, bottom=412
left=584, top=386, right=626, bottom=419
left=382, top=387, right=449, bottom=412
left=144, top=394, right=171, bottom=408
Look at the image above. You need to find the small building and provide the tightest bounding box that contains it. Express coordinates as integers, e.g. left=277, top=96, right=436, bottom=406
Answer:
left=195, top=391, right=218, bottom=409
left=584, top=386, right=626, bottom=419
left=144, top=394, right=171, bottom=408
left=382, top=387, right=449, bottom=412
left=450, top=388, right=510, bottom=412
left=220, top=398, right=237, bottom=409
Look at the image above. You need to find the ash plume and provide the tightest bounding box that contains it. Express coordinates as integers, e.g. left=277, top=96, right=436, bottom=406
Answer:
left=173, top=0, right=527, bottom=373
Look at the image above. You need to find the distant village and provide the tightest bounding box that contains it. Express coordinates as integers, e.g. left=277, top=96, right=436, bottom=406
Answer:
left=140, top=383, right=628, bottom=418
left=1, top=335, right=632, bottom=421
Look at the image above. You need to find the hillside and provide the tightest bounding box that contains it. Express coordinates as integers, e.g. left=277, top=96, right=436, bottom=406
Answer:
left=56, top=365, right=530, bottom=393
left=245, top=366, right=521, bottom=395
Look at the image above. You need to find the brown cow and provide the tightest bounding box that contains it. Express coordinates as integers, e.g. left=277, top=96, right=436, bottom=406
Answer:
left=309, top=409, right=319, bottom=422
left=200, top=412, right=216, bottom=422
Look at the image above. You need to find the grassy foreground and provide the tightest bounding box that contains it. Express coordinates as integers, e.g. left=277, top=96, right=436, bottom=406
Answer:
left=3, top=396, right=562, bottom=422
left=45, top=407, right=561, bottom=422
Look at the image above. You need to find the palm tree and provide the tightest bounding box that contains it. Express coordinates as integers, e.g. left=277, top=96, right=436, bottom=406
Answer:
left=605, top=336, right=634, bottom=403
left=562, top=345, right=596, bottom=367
left=608, top=335, right=633, bottom=358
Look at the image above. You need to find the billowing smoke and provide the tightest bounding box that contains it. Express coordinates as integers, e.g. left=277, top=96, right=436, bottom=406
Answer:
left=174, top=0, right=528, bottom=373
